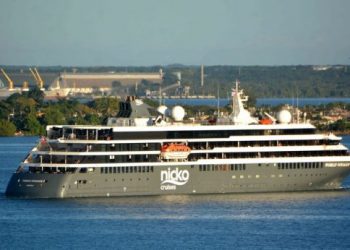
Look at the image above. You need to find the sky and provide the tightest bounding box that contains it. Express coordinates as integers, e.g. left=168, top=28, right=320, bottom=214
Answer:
left=0, top=0, right=350, bottom=66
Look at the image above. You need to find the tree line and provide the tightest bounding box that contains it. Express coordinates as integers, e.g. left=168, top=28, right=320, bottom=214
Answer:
left=0, top=88, right=119, bottom=136
left=164, top=65, right=350, bottom=98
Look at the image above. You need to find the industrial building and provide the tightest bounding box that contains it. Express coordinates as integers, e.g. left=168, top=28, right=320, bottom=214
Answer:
left=0, top=69, right=164, bottom=98
left=57, top=70, right=163, bottom=95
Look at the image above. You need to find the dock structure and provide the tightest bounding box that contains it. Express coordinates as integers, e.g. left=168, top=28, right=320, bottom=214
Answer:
left=0, top=69, right=164, bottom=98
left=55, top=70, right=164, bottom=95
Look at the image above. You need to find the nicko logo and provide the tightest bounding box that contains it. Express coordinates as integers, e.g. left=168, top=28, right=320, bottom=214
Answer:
left=160, top=168, right=189, bottom=190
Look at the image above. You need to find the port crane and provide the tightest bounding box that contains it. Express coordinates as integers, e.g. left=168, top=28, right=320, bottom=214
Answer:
left=0, top=68, right=14, bottom=90
left=29, top=67, right=45, bottom=90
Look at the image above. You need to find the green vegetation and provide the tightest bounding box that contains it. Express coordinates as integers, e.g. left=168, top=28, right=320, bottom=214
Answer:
left=162, top=65, right=350, bottom=98
left=329, top=119, right=350, bottom=131
left=0, top=88, right=120, bottom=136
left=0, top=119, right=16, bottom=136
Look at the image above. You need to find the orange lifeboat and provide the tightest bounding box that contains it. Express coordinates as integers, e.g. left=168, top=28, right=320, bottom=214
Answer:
left=160, top=143, right=191, bottom=160
left=259, top=118, right=273, bottom=125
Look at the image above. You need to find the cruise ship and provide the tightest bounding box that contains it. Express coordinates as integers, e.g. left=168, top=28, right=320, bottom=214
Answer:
left=5, top=82, right=350, bottom=198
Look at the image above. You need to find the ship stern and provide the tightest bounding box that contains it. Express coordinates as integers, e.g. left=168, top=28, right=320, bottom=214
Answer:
left=5, top=172, right=70, bottom=198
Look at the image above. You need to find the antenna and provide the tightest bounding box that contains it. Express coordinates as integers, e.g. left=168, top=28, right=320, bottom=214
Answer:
left=232, top=79, right=239, bottom=112
left=159, top=85, right=162, bottom=106
left=296, top=85, right=299, bottom=124
left=217, top=85, right=220, bottom=117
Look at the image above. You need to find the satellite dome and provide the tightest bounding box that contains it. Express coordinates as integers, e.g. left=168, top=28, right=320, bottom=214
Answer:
left=277, top=109, right=292, bottom=124
left=172, top=106, right=185, bottom=121
left=157, top=105, right=168, bottom=115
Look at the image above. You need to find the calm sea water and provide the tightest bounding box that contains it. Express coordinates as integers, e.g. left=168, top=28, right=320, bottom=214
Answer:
left=1, top=136, right=350, bottom=249
left=162, top=97, right=350, bottom=107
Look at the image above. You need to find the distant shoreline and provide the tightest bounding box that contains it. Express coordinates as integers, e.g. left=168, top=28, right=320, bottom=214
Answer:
left=160, top=97, right=350, bottom=107
left=330, top=131, right=350, bottom=136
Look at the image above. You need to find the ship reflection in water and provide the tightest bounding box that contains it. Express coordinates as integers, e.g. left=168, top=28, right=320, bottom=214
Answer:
left=70, top=189, right=350, bottom=206
left=67, top=188, right=350, bottom=208
left=24, top=189, right=349, bottom=224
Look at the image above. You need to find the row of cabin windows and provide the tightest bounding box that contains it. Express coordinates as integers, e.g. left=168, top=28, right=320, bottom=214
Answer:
left=231, top=172, right=328, bottom=181
left=100, top=166, right=154, bottom=174
left=115, top=129, right=316, bottom=140
left=48, top=128, right=316, bottom=140
left=34, top=149, right=346, bottom=165
left=50, top=143, right=159, bottom=152
left=277, top=162, right=323, bottom=170
left=48, top=139, right=339, bottom=152
left=190, top=150, right=346, bottom=160
left=199, top=164, right=246, bottom=172
left=48, top=127, right=113, bottom=140
left=28, top=166, right=76, bottom=174
left=189, top=140, right=337, bottom=149
left=199, top=162, right=323, bottom=172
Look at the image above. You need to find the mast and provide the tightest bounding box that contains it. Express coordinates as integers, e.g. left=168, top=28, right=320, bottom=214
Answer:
left=217, top=85, right=220, bottom=117
left=232, top=79, right=244, bottom=114
left=231, top=79, right=258, bottom=125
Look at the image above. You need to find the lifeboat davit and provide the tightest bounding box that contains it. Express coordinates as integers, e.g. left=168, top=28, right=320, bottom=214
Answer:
left=160, top=143, right=191, bottom=160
